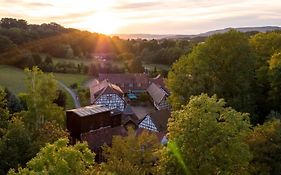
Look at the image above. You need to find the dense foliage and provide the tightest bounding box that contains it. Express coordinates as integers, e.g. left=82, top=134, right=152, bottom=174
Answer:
left=21, top=67, right=65, bottom=130
left=162, top=94, right=252, bottom=175
left=247, top=119, right=281, bottom=175
left=167, top=30, right=256, bottom=112
left=0, top=68, right=67, bottom=175
left=0, top=18, right=195, bottom=76
left=1, top=18, right=281, bottom=174
left=167, top=30, right=281, bottom=123
left=9, top=139, right=96, bottom=175
left=102, top=128, right=161, bottom=175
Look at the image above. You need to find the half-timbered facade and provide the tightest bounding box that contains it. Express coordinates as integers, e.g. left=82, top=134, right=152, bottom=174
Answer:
left=138, top=109, right=170, bottom=132
left=139, top=115, right=158, bottom=131
left=90, top=80, right=126, bottom=111
left=95, top=93, right=125, bottom=111
left=147, top=83, right=170, bottom=110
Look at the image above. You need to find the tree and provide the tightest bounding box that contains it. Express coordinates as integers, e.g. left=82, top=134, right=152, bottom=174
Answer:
left=247, top=119, right=281, bottom=175
left=0, top=35, right=14, bottom=52
left=44, top=55, right=53, bottom=65
left=268, top=52, right=281, bottom=112
left=53, top=89, right=67, bottom=109
left=0, top=117, right=32, bottom=175
left=4, top=88, right=23, bottom=113
left=30, top=121, right=69, bottom=154
left=167, top=30, right=256, bottom=114
left=162, top=94, right=252, bottom=175
left=32, top=53, right=42, bottom=66
left=21, top=67, right=65, bottom=130
left=128, top=59, right=144, bottom=73
left=9, top=139, right=96, bottom=175
left=78, top=88, right=90, bottom=106
left=102, top=128, right=161, bottom=175
left=249, top=32, right=281, bottom=118
left=88, top=63, right=98, bottom=76
left=0, top=87, right=9, bottom=137
left=250, top=32, right=281, bottom=60
left=0, top=18, right=27, bottom=29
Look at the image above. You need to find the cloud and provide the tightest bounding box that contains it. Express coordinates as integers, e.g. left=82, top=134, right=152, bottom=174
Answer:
left=114, top=1, right=161, bottom=10
left=26, top=2, right=53, bottom=7
left=0, top=0, right=281, bottom=34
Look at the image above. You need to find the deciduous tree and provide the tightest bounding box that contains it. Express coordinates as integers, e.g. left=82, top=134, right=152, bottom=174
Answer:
left=167, top=30, right=256, bottom=114
left=0, top=87, right=9, bottom=136
left=9, top=139, right=96, bottom=175
left=247, top=119, right=281, bottom=175
left=0, top=117, right=32, bottom=175
left=102, top=128, right=161, bottom=175
left=163, top=94, right=252, bottom=175
left=21, top=67, right=65, bottom=130
left=268, top=52, right=281, bottom=112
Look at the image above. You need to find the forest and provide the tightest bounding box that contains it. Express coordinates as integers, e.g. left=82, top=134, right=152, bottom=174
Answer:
left=0, top=18, right=196, bottom=76
left=0, top=18, right=281, bottom=175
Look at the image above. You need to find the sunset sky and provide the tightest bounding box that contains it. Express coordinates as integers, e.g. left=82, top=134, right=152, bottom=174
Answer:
left=1, top=0, right=281, bottom=34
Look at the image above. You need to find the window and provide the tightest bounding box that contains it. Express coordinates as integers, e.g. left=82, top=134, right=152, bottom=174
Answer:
left=129, top=83, right=133, bottom=87
left=107, top=95, right=112, bottom=100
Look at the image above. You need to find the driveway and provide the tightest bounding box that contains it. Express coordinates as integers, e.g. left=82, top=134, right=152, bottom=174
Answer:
left=57, top=81, right=81, bottom=108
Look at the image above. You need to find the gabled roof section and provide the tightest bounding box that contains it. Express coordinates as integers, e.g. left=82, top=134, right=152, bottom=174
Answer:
left=81, top=126, right=127, bottom=151
left=150, top=74, right=165, bottom=88
left=99, top=73, right=149, bottom=84
left=98, top=73, right=150, bottom=93
left=147, top=83, right=168, bottom=104
left=67, top=105, right=110, bottom=117
left=90, top=80, right=124, bottom=103
left=90, top=80, right=123, bottom=95
left=139, top=116, right=158, bottom=132
left=144, top=109, right=171, bottom=132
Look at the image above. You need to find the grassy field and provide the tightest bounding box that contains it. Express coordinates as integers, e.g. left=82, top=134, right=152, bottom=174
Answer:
left=53, top=58, right=97, bottom=65
left=0, top=65, right=89, bottom=109
left=53, top=58, right=169, bottom=73
left=0, top=65, right=26, bottom=93
left=53, top=72, right=89, bottom=87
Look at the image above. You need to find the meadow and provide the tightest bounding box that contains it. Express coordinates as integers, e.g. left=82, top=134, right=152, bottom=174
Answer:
left=0, top=65, right=89, bottom=109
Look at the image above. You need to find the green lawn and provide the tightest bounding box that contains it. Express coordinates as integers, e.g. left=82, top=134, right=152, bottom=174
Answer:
left=52, top=58, right=97, bottom=65
left=0, top=65, right=90, bottom=109
left=0, top=65, right=26, bottom=94
left=53, top=73, right=89, bottom=87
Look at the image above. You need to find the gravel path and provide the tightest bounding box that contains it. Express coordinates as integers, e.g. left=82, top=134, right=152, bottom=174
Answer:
left=57, top=81, right=81, bottom=108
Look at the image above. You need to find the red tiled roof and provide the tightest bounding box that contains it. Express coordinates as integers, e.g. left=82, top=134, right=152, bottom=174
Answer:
left=147, top=83, right=168, bottom=104
left=139, top=109, right=171, bottom=132
left=90, top=80, right=124, bottom=102
left=98, top=73, right=167, bottom=94
left=98, top=73, right=150, bottom=93
left=81, top=126, right=127, bottom=151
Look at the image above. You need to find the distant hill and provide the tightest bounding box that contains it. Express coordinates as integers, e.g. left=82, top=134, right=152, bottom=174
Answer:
left=197, top=26, right=281, bottom=37
left=113, top=26, right=281, bottom=40
left=112, top=34, right=172, bottom=40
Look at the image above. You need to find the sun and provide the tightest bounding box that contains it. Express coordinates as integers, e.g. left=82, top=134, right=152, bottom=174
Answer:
left=73, top=0, right=124, bottom=34
left=69, top=0, right=124, bottom=34
left=87, top=12, right=123, bottom=34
